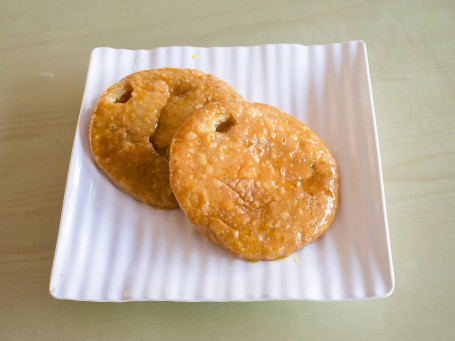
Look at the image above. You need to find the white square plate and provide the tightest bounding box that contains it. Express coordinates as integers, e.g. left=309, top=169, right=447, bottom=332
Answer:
left=50, top=42, right=394, bottom=302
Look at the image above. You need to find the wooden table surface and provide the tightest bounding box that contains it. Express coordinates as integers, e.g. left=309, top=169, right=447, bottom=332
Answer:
left=1, top=0, right=454, bottom=339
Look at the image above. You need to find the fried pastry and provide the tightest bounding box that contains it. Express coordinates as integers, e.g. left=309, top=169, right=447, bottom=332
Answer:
left=89, top=69, right=243, bottom=208
left=169, top=101, right=339, bottom=260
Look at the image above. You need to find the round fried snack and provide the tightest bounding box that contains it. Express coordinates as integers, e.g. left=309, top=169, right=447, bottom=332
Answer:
left=89, top=69, right=243, bottom=208
left=170, top=101, right=339, bottom=260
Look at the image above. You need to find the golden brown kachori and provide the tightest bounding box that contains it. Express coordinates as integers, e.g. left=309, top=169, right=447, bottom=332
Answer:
left=89, top=69, right=243, bottom=208
left=169, top=101, right=339, bottom=260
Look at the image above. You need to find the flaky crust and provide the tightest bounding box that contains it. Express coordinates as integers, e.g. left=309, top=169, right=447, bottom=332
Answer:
left=170, top=101, right=339, bottom=260
left=89, top=69, right=243, bottom=208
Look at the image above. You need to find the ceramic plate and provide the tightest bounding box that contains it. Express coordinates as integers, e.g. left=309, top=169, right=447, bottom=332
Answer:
left=50, top=42, right=394, bottom=301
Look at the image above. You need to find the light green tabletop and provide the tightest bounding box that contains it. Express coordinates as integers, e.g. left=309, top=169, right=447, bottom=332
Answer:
left=1, top=0, right=454, bottom=339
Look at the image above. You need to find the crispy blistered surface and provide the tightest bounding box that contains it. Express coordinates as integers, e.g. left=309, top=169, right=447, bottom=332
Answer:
left=170, top=101, right=339, bottom=260
left=89, top=69, right=243, bottom=208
